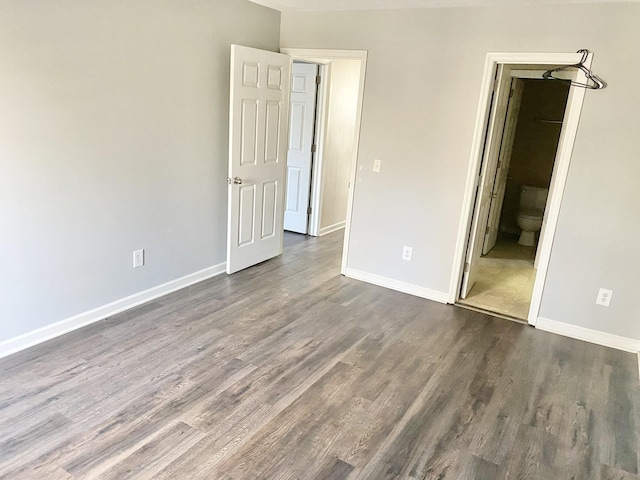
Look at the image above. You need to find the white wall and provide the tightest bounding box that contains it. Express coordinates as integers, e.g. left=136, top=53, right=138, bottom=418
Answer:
left=319, top=59, right=361, bottom=233
left=281, top=3, right=640, bottom=340
left=0, top=0, right=280, bottom=343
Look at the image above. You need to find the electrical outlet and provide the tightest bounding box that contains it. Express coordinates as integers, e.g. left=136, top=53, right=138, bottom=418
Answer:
left=373, top=159, right=382, bottom=173
left=596, top=288, right=613, bottom=307
left=133, top=249, right=144, bottom=268
left=402, top=246, right=412, bottom=261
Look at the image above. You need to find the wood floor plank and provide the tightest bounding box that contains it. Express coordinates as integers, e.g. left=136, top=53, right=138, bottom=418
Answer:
left=12, top=466, right=73, bottom=480
left=60, top=358, right=254, bottom=478
left=354, top=318, right=509, bottom=479
left=600, top=464, right=640, bottom=480
left=468, top=327, right=552, bottom=466
left=211, top=361, right=362, bottom=479
left=502, top=424, right=560, bottom=479
left=0, top=413, right=71, bottom=470
left=312, top=456, right=355, bottom=480
left=601, top=349, right=640, bottom=474
left=0, top=231, right=638, bottom=479
left=454, top=454, right=504, bottom=480
left=98, top=421, right=204, bottom=480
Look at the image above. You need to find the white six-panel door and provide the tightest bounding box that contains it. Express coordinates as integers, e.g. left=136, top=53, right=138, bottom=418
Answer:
left=461, top=65, right=512, bottom=298
left=284, top=62, right=318, bottom=234
left=482, top=77, right=525, bottom=255
left=226, top=45, right=292, bottom=274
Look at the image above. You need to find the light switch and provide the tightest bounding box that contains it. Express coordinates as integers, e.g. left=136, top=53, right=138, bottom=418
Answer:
left=373, top=159, right=382, bottom=173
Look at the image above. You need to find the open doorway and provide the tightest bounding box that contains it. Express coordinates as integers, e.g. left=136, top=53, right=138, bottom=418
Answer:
left=281, top=49, right=367, bottom=273
left=284, top=57, right=363, bottom=239
left=459, top=74, right=570, bottom=321
left=450, top=52, right=593, bottom=326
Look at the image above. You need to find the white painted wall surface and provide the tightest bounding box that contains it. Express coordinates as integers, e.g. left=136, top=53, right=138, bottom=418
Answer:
left=0, top=0, right=280, bottom=343
left=320, top=59, right=361, bottom=233
left=281, top=3, right=640, bottom=340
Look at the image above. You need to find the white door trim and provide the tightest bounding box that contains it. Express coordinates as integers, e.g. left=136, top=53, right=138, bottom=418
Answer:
left=281, top=48, right=368, bottom=275
left=309, top=63, right=330, bottom=237
left=449, top=51, right=591, bottom=326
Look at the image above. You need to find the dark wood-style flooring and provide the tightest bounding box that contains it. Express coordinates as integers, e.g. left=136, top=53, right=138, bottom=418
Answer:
left=1, top=231, right=639, bottom=479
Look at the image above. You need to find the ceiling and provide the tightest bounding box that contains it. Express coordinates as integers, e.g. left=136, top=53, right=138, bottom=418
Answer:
left=248, top=0, right=635, bottom=12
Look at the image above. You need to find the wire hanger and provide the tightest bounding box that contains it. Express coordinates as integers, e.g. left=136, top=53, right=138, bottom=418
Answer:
left=542, top=49, right=606, bottom=90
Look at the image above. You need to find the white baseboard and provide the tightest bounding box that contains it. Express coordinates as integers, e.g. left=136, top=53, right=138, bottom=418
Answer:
left=0, top=262, right=227, bottom=360
left=319, top=221, right=345, bottom=236
left=536, top=317, right=640, bottom=354
left=344, top=267, right=449, bottom=304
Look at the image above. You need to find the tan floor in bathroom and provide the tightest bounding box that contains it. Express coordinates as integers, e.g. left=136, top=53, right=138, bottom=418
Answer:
left=459, top=234, right=537, bottom=321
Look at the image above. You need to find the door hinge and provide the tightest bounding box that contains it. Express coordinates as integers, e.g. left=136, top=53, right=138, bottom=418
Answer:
left=316, top=74, right=321, bottom=85
left=311, top=144, right=317, bottom=153
left=464, top=262, right=470, bottom=273
left=307, top=206, right=312, bottom=215
left=486, top=225, right=490, bottom=234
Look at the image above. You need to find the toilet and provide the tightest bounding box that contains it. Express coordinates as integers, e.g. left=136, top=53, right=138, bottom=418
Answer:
left=516, top=185, right=548, bottom=247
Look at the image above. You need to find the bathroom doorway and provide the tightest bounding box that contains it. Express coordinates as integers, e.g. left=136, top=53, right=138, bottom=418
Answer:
left=457, top=63, right=573, bottom=322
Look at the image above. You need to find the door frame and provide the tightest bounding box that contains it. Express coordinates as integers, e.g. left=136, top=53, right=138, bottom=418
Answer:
left=294, top=60, right=329, bottom=238
left=281, top=48, right=368, bottom=275
left=449, top=51, right=591, bottom=326
left=308, top=62, right=329, bottom=237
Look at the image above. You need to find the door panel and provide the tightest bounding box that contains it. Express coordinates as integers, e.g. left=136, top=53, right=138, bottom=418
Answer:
left=241, top=100, right=258, bottom=166
left=461, top=65, right=512, bottom=299
left=238, top=185, right=256, bottom=247
left=289, top=103, right=306, bottom=150
left=286, top=167, right=302, bottom=211
left=261, top=181, right=278, bottom=239
left=482, top=78, right=525, bottom=254
left=242, top=62, right=259, bottom=87
left=284, top=62, right=318, bottom=234
left=227, top=45, right=291, bottom=274
left=267, top=65, right=283, bottom=89
left=264, top=101, right=280, bottom=163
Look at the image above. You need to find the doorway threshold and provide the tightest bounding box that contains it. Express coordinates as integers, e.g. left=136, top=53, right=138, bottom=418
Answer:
left=455, top=302, right=529, bottom=325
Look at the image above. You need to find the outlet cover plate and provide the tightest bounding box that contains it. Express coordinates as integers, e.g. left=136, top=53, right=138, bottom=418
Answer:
left=133, top=249, right=144, bottom=268
left=596, top=288, right=613, bottom=307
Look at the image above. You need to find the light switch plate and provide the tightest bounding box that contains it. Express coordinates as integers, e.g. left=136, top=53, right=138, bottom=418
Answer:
left=373, top=159, right=382, bottom=173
